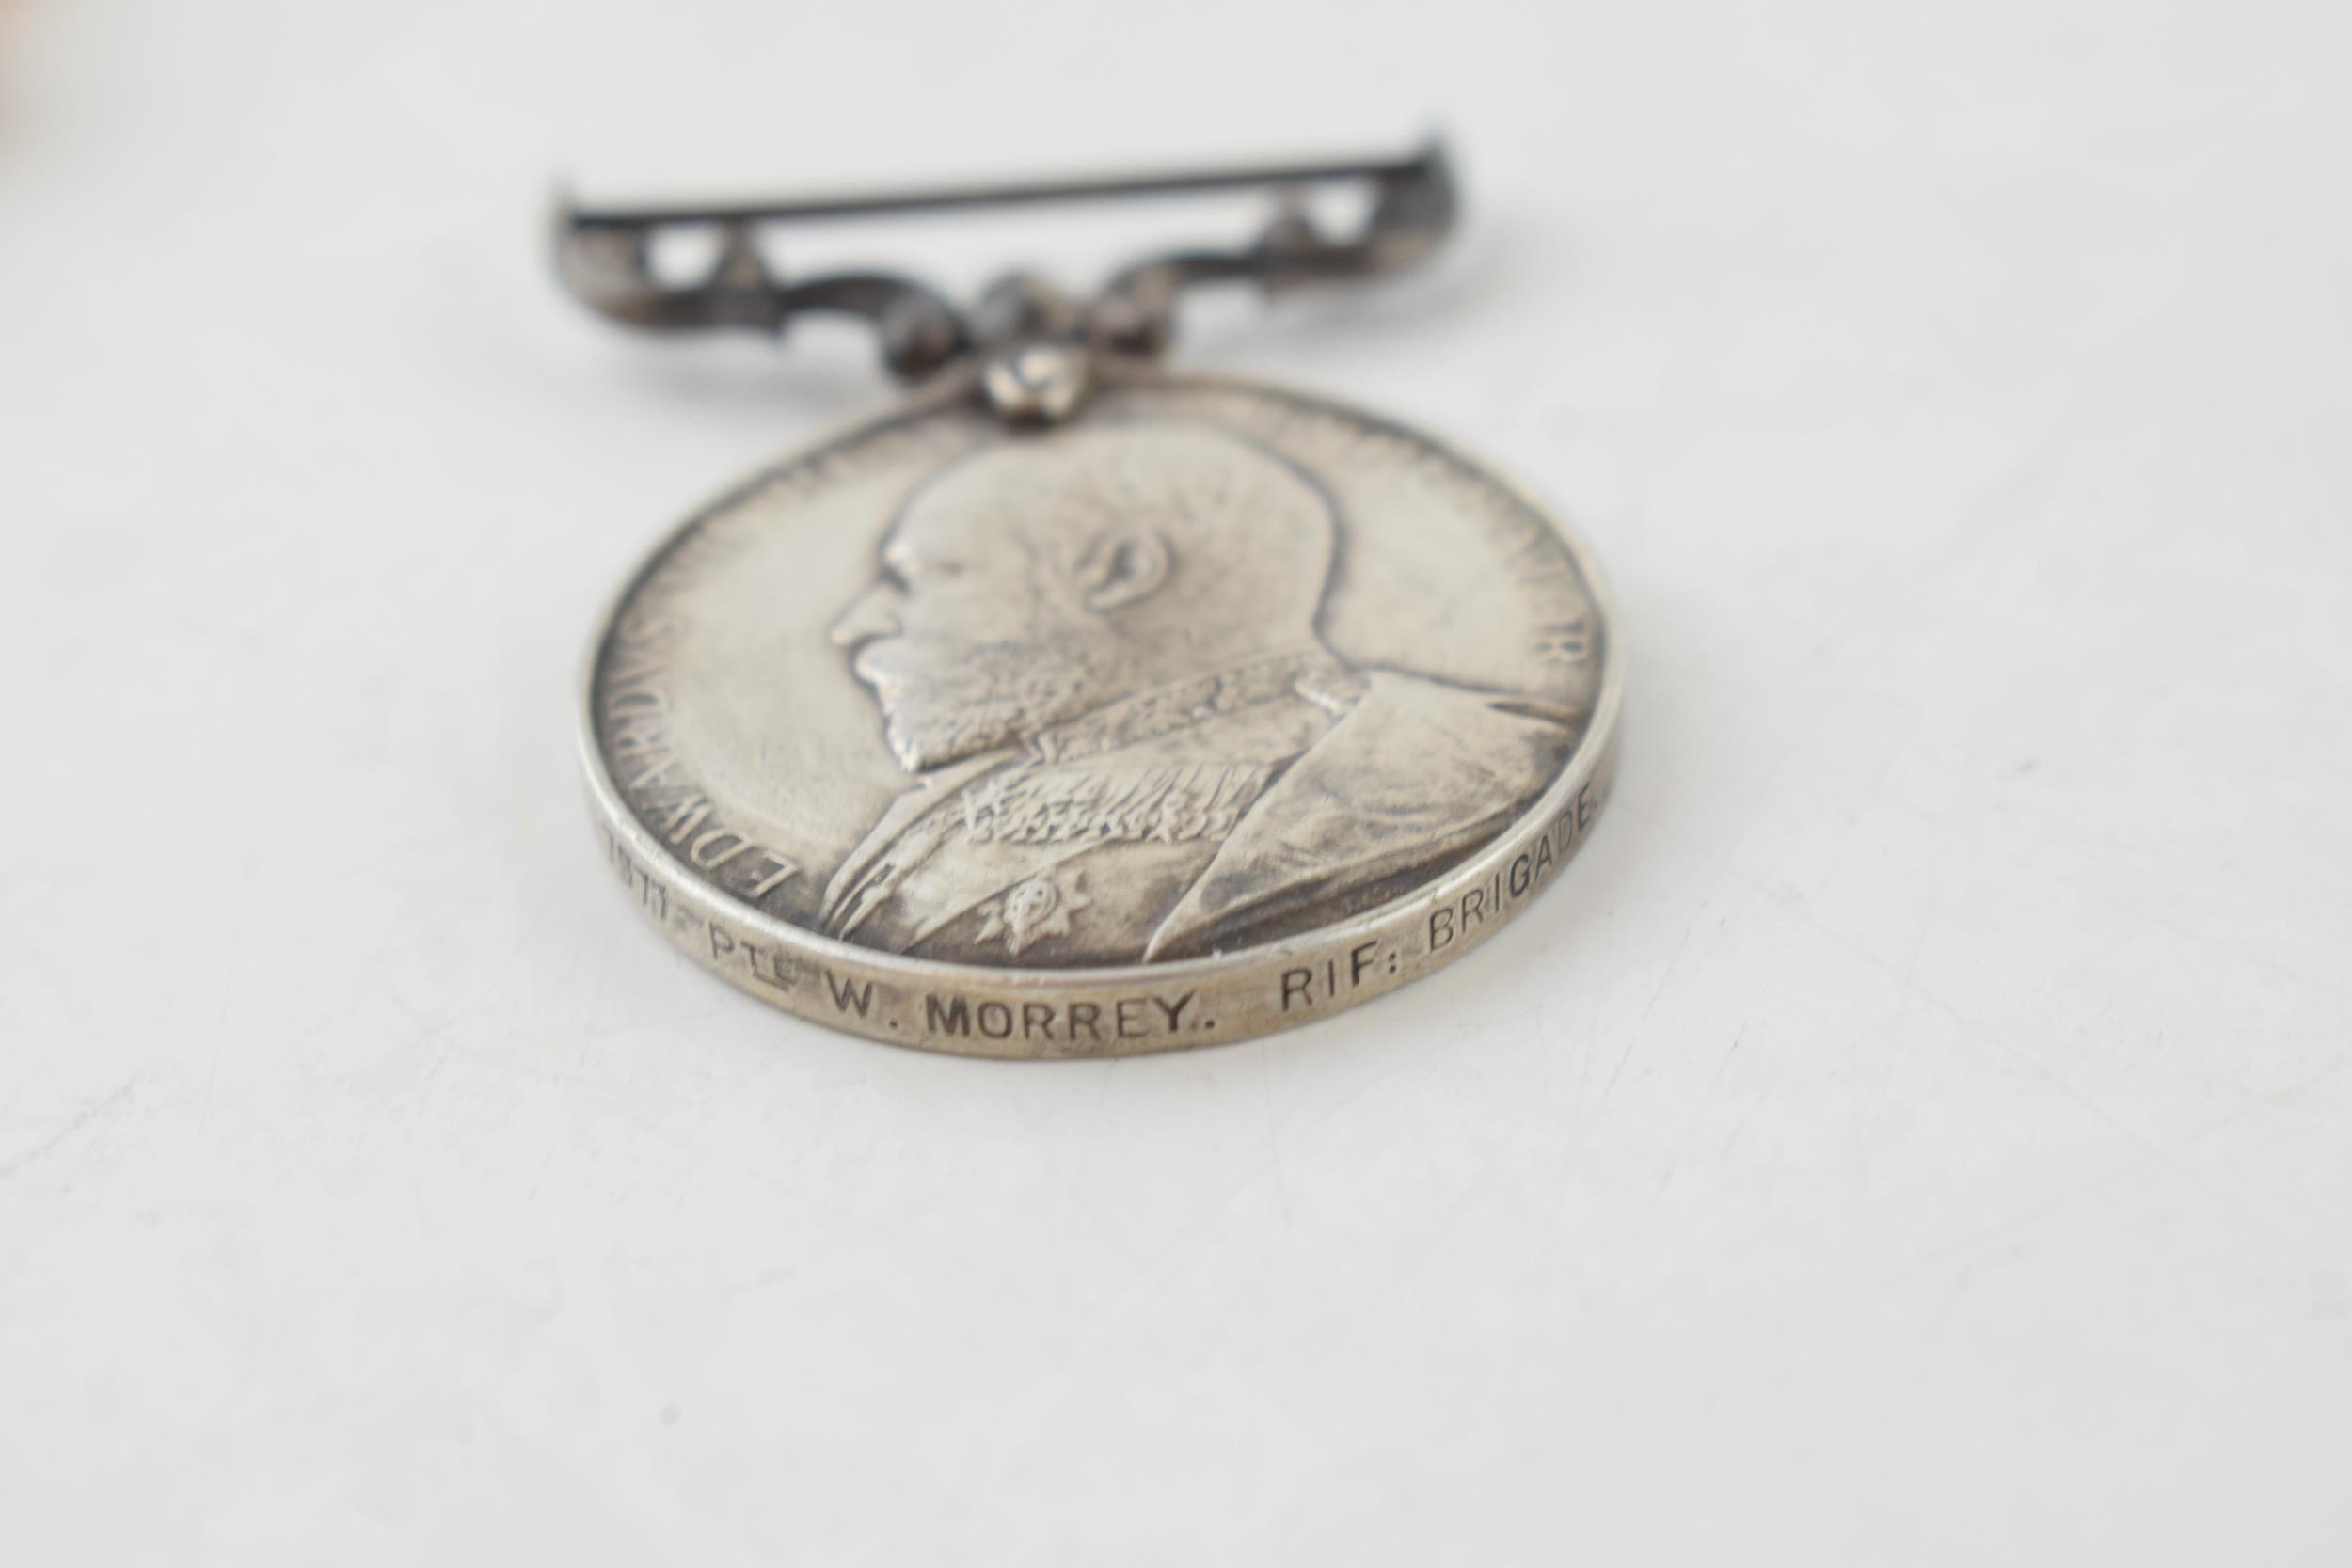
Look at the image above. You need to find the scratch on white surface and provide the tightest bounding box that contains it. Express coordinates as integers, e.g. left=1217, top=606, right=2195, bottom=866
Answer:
left=1786, top=898, right=2202, bottom=1179
left=4, top=934, right=91, bottom=1026
left=2135, top=903, right=2352, bottom=1012
left=1598, top=914, right=1697, bottom=1100
left=1652, top=1028, right=1743, bottom=1202
left=1715, top=1084, right=1775, bottom=1156
left=1857, top=910, right=1933, bottom=1197
left=2162, top=1057, right=2352, bottom=1160
left=1867, top=1056, right=2352, bottom=1304
left=0, top=1077, right=138, bottom=1180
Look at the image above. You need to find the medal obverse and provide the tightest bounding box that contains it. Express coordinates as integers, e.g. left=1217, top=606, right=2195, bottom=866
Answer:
left=563, top=145, right=1620, bottom=1055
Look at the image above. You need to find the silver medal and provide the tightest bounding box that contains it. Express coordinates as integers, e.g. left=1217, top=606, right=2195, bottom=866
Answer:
left=559, top=143, right=1620, bottom=1055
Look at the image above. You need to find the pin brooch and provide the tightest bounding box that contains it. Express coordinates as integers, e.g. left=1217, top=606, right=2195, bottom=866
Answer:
left=558, top=140, right=1621, bottom=1056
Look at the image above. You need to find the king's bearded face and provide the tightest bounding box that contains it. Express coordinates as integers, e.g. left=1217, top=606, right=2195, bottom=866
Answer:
left=849, top=634, right=1102, bottom=772
left=829, top=486, right=1126, bottom=773
left=829, top=426, right=1336, bottom=774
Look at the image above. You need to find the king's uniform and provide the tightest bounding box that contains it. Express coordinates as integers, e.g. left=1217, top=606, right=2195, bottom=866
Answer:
left=821, top=650, right=1577, bottom=964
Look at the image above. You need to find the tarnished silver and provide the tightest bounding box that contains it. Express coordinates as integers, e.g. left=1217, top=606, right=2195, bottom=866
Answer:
left=979, top=341, right=1090, bottom=425
left=563, top=143, right=1620, bottom=1055
left=582, top=364, right=1617, bottom=1054
left=554, top=140, right=1456, bottom=379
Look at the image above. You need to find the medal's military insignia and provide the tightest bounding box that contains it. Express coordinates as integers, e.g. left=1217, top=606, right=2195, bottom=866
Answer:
left=977, top=869, right=1092, bottom=956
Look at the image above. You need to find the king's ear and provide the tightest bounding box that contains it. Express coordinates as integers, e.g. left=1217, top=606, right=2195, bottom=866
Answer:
left=1078, top=528, right=1171, bottom=613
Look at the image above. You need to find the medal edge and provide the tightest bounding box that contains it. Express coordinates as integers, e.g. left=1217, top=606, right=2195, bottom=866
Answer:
left=575, top=365, right=1628, bottom=1057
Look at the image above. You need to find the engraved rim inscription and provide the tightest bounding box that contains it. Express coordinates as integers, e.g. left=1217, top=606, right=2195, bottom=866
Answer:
left=582, top=366, right=1622, bottom=1056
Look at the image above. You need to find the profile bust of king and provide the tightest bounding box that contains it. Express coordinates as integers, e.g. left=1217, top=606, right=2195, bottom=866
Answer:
left=820, top=422, right=1578, bottom=965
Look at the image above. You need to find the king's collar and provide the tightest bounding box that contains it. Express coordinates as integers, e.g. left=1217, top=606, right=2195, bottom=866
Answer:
left=1025, top=646, right=1359, bottom=767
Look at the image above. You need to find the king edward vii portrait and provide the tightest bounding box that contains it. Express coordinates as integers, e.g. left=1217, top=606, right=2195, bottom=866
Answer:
left=820, top=423, right=1582, bottom=965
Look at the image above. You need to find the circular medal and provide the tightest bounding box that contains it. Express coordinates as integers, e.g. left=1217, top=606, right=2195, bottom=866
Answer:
left=582, top=363, right=1619, bottom=1056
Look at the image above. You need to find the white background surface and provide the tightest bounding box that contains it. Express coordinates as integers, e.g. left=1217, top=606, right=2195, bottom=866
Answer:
left=5, top=0, right=2349, bottom=1561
